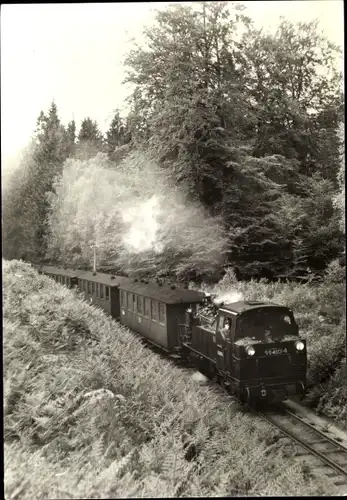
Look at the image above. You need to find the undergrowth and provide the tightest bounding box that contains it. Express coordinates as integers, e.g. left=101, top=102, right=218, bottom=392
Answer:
left=3, top=259, right=334, bottom=498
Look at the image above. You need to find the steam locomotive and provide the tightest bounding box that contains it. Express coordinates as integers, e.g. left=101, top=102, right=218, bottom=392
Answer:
left=39, top=266, right=307, bottom=405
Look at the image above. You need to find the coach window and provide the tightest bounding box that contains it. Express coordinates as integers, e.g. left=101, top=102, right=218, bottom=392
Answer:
left=137, top=295, right=143, bottom=315
left=105, top=286, right=110, bottom=301
left=92, top=282, right=95, bottom=295
left=100, top=284, right=104, bottom=300
left=159, top=302, right=166, bottom=325
left=151, top=300, right=158, bottom=322
left=144, top=297, right=150, bottom=318
left=127, top=292, right=132, bottom=311
left=133, top=294, right=137, bottom=313
left=88, top=281, right=92, bottom=294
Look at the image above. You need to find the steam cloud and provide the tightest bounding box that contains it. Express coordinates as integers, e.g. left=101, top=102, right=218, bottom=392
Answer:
left=214, top=290, right=244, bottom=305
left=47, top=150, right=228, bottom=277
left=122, top=195, right=164, bottom=254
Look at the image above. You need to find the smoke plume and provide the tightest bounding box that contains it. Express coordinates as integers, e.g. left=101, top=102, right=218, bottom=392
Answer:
left=213, top=290, right=244, bottom=305
left=46, top=150, right=228, bottom=278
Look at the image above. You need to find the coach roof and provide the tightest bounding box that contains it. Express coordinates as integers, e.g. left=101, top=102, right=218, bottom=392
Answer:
left=77, top=270, right=131, bottom=287
left=41, top=266, right=79, bottom=278
left=119, top=280, right=206, bottom=304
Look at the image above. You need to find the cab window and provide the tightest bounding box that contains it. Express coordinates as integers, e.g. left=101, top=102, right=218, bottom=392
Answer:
left=105, top=286, right=110, bottom=301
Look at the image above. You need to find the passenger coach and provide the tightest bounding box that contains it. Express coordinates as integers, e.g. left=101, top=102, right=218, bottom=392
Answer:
left=40, top=266, right=78, bottom=288
left=118, top=281, right=205, bottom=351
left=76, top=271, right=131, bottom=319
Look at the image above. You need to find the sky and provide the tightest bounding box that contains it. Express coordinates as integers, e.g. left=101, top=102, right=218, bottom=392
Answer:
left=1, top=1, right=344, bottom=167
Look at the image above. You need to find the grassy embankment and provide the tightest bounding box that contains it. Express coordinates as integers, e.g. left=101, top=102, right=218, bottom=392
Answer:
left=197, top=262, right=346, bottom=429
left=4, top=259, right=335, bottom=498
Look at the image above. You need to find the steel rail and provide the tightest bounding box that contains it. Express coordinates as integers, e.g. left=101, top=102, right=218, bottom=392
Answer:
left=283, top=406, right=347, bottom=454
left=256, top=408, right=347, bottom=479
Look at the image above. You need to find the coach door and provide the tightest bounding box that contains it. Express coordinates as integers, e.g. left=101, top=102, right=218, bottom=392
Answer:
left=216, top=314, right=229, bottom=373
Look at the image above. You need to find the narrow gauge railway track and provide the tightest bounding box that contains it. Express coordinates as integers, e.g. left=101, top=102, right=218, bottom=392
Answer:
left=256, top=404, right=347, bottom=492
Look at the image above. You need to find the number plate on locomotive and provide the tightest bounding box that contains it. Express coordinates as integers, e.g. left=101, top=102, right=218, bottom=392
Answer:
left=265, top=347, right=288, bottom=356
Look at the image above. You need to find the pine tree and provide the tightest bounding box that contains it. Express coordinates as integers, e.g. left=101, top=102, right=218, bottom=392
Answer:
left=66, top=119, right=77, bottom=156
left=76, top=117, right=104, bottom=159
left=3, top=101, right=70, bottom=262
left=105, top=110, right=131, bottom=161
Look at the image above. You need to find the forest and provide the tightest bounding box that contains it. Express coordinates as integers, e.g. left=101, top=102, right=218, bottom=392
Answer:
left=3, top=1, right=345, bottom=283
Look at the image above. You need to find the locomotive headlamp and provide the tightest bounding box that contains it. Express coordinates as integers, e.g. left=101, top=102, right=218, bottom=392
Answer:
left=246, top=345, right=255, bottom=356
left=295, top=340, right=305, bottom=351
left=187, top=308, right=192, bottom=313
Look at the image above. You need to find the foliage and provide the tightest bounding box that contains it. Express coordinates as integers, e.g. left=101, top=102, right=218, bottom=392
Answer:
left=305, top=365, right=347, bottom=429
left=333, top=123, right=345, bottom=232
left=238, top=18, right=343, bottom=179
left=4, top=260, right=332, bottom=497
left=123, top=2, right=344, bottom=279
left=3, top=102, right=70, bottom=263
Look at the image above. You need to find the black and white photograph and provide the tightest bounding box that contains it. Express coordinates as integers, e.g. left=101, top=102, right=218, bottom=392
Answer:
left=2, top=1, right=346, bottom=497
